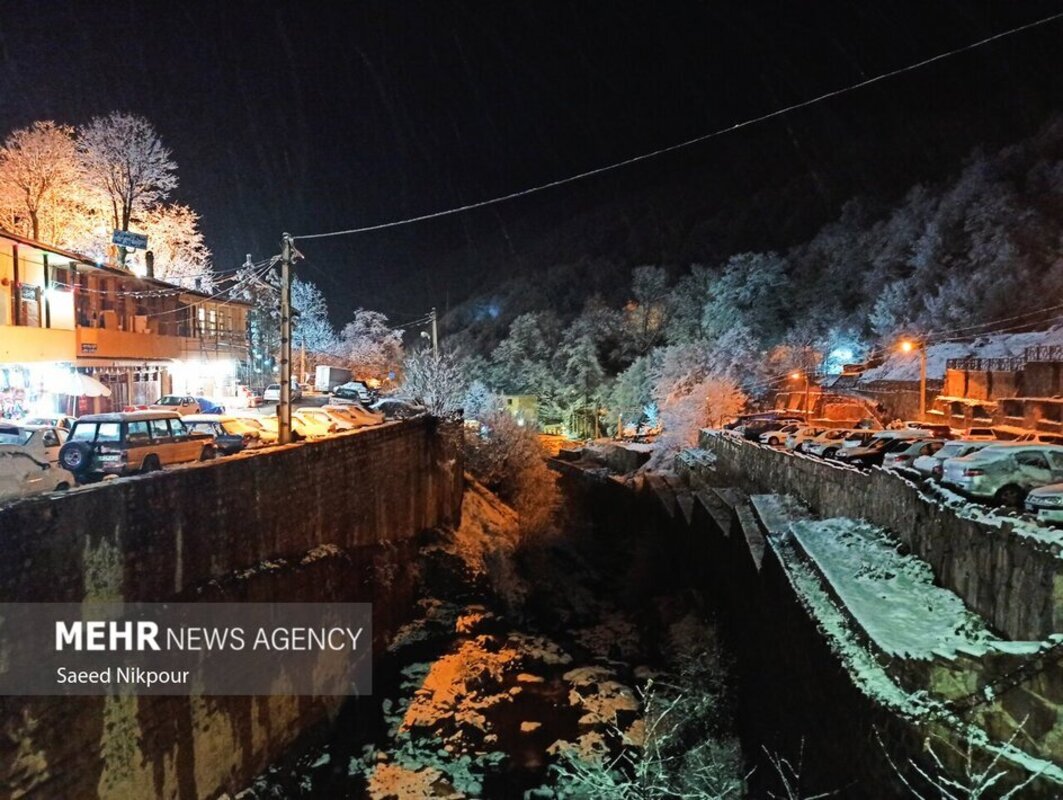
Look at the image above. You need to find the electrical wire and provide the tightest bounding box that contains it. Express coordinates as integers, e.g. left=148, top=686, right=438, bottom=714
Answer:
left=292, top=11, right=1063, bottom=242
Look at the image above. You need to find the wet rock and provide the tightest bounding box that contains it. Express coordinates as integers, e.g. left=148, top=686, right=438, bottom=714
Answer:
left=517, top=672, right=544, bottom=684
left=520, top=721, right=542, bottom=733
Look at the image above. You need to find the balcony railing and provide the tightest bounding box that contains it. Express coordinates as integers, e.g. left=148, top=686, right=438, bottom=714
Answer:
left=945, top=356, right=1026, bottom=372
left=1024, top=345, right=1063, bottom=364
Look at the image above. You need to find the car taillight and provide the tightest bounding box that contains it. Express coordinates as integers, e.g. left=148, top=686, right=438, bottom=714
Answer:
left=895, top=455, right=911, bottom=461
left=964, top=468, right=985, bottom=476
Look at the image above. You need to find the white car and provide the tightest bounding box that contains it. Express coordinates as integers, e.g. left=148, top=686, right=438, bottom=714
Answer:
left=785, top=426, right=825, bottom=451
left=803, top=429, right=854, bottom=458
left=912, top=440, right=994, bottom=479
left=0, top=449, right=75, bottom=503
left=1025, top=483, right=1063, bottom=523
left=150, top=395, right=201, bottom=416
left=19, top=414, right=78, bottom=432
left=759, top=423, right=801, bottom=446
left=882, top=439, right=945, bottom=471
left=0, top=423, right=68, bottom=464
left=291, top=409, right=335, bottom=437
left=325, top=403, right=384, bottom=427
left=262, top=381, right=302, bottom=403
left=296, top=407, right=354, bottom=432
left=942, top=444, right=1063, bottom=506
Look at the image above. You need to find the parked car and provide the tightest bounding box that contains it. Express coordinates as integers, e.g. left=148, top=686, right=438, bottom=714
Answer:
left=803, top=429, right=854, bottom=458
left=841, top=430, right=877, bottom=449
left=912, top=440, right=994, bottom=479
left=0, top=449, right=75, bottom=502
left=183, top=415, right=262, bottom=455
left=150, top=395, right=201, bottom=416
left=257, top=415, right=308, bottom=442
left=742, top=417, right=803, bottom=442
left=941, top=444, right=1063, bottom=506
left=194, top=396, right=226, bottom=414
left=882, top=439, right=946, bottom=471
left=262, top=380, right=302, bottom=403
left=903, top=421, right=954, bottom=438
left=228, top=414, right=278, bottom=444
left=1025, top=483, right=1063, bottom=523
left=1013, top=431, right=1063, bottom=445
left=330, top=380, right=377, bottom=404
left=291, top=410, right=335, bottom=437
left=785, top=426, right=825, bottom=451
left=58, top=411, right=216, bottom=480
left=834, top=436, right=922, bottom=468
left=325, top=403, right=385, bottom=427
left=0, top=423, right=68, bottom=464
left=963, top=427, right=1000, bottom=441
left=371, top=398, right=425, bottom=420
left=296, top=407, right=352, bottom=432
left=19, top=414, right=77, bottom=432
left=759, top=423, right=801, bottom=446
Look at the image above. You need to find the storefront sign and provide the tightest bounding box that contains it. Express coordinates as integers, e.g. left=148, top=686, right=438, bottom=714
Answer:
left=112, top=230, right=148, bottom=250
left=18, top=284, right=38, bottom=301
left=80, top=343, right=98, bottom=354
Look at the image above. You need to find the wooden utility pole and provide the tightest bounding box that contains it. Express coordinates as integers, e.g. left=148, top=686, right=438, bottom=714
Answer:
left=279, top=234, right=293, bottom=444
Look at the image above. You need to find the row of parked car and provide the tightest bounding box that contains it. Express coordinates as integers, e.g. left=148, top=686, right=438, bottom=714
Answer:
left=0, top=392, right=424, bottom=503
left=727, top=415, right=1063, bottom=523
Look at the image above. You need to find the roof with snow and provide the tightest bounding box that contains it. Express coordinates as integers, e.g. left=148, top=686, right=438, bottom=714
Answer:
left=858, top=326, right=1063, bottom=385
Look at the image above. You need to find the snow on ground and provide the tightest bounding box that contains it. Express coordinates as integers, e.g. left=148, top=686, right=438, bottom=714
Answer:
left=789, top=517, right=998, bottom=659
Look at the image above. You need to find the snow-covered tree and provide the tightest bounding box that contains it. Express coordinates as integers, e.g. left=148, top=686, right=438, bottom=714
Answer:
left=78, top=113, right=177, bottom=261
left=400, top=347, right=467, bottom=417
left=623, top=265, right=671, bottom=357
left=339, top=309, right=404, bottom=382
left=129, top=203, right=212, bottom=289
left=291, top=278, right=337, bottom=357
left=463, top=379, right=498, bottom=420
left=0, top=121, right=83, bottom=241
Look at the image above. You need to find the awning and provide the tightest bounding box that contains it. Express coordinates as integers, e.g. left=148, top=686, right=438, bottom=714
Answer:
left=45, top=371, right=112, bottom=397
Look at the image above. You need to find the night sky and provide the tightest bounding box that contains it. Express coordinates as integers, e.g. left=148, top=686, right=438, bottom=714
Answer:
left=1, top=1, right=1061, bottom=324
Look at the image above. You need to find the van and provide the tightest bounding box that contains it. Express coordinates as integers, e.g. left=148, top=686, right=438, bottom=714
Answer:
left=58, top=411, right=216, bottom=480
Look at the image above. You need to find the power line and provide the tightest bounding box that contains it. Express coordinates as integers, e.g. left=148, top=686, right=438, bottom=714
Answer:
left=292, top=11, right=1063, bottom=242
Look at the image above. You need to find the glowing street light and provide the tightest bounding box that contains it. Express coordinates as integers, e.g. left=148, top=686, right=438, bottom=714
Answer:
left=898, top=337, right=927, bottom=420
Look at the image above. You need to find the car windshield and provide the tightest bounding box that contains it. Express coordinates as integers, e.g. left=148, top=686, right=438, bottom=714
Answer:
left=188, top=423, right=216, bottom=434
left=156, top=396, right=182, bottom=406
left=0, top=427, right=32, bottom=446
left=266, top=384, right=280, bottom=391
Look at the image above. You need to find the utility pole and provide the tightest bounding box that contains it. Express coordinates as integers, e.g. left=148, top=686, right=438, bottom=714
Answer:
left=430, top=307, right=439, bottom=357
left=918, top=345, right=927, bottom=421
left=300, top=341, right=306, bottom=386
left=278, top=234, right=294, bottom=444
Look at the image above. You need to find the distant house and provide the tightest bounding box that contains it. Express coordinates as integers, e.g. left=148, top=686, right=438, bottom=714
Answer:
left=500, top=394, right=538, bottom=428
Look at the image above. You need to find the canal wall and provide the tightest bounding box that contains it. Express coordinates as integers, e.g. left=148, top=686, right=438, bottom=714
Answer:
left=698, top=431, right=1063, bottom=641
left=0, top=417, right=464, bottom=800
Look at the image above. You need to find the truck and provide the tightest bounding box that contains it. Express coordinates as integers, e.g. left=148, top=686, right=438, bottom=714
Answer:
left=314, top=365, right=352, bottom=393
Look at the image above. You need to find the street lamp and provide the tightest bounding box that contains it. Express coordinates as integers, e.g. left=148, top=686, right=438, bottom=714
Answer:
left=899, top=338, right=927, bottom=420
left=789, top=372, right=810, bottom=416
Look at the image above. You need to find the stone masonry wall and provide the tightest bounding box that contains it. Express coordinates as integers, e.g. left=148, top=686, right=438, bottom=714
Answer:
left=0, top=418, right=464, bottom=800
left=699, top=432, right=1063, bottom=640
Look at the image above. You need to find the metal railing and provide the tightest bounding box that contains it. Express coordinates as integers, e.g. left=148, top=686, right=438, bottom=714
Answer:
left=1024, top=345, right=1063, bottom=363
left=945, top=356, right=1026, bottom=372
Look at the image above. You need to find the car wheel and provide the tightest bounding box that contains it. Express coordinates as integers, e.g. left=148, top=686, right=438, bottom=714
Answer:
left=200, top=445, right=216, bottom=461
left=823, top=448, right=837, bottom=458
left=141, top=455, right=161, bottom=474
left=59, top=441, right=92, bottom=473
left=55, top=482, right=70, bottom=491
left=995, top=484, right=1026, bottom=508
left=768, top=436, right=779, bottom=446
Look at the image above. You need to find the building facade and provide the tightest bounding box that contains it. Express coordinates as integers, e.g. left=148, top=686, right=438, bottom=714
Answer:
left=0, top=230, right=250, bottom=417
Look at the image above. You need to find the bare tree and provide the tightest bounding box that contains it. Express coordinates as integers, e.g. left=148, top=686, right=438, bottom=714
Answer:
left=78, top=112, right=177, bottom=259
left=0, top=121, right=82, bottom=240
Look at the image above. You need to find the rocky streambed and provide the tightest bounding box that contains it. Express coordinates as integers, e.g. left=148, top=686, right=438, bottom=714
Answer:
left=236, top=478, right=743, bottom=799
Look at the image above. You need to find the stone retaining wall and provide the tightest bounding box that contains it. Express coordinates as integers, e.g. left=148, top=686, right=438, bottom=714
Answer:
left=0, top=418, right=463, bottom=800
left=698, top=432, right=1063, bottom=640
